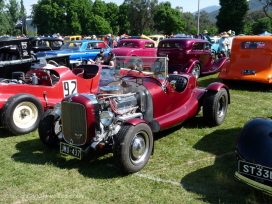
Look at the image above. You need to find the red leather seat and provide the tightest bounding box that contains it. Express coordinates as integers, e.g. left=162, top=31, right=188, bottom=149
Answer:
left=72, top=68, right=84, bottom=78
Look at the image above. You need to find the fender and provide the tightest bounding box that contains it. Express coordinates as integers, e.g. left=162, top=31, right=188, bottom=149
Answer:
left=206, top=82, right=230, bottom=103
left=184, top=59, right=200, bottom=74
left=209, top=57, right=229, bottom=72
left=124, top=118, right=150, bottom=126
left=218, top=59, right=231, bottom=79
left=124, top=117, right=155, bottom=155
left=237, top=117, right=272, bottom=167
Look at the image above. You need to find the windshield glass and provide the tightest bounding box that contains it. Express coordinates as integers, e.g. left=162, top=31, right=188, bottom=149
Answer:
left=114, top=56, right=168, bottom=81
left=61, top=42, right=82, bottom=50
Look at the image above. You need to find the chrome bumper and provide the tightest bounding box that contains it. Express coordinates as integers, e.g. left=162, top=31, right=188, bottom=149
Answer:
left=235, top=172, right=272, bottom=196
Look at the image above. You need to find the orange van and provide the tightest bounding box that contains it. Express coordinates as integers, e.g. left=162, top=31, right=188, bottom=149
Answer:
left=218, top=35, right=272, bottom=83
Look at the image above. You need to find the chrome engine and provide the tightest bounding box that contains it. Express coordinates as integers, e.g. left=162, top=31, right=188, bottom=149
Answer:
left=59, top=85, right=144, bottom=150
left=90, top=85, right=143, bottom=149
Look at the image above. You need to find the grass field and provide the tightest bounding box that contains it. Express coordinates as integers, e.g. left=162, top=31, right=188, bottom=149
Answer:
left=1, top=73, right=272, bottom=204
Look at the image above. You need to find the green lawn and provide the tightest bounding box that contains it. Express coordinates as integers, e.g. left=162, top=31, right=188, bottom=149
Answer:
left=1, top=73, right=272, bottom=204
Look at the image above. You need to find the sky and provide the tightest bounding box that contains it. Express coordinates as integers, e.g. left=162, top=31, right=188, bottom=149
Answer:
left=23, top=0, right=220, bottom=15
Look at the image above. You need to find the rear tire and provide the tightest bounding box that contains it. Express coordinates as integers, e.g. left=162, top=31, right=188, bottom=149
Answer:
left=113, top=123, right=153, bottom=173
left=1, top=93, right=43, bottom=135
left=203, top=88, right=228, bottom=126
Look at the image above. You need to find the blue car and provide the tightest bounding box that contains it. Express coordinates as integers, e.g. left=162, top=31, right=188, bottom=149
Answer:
left=210, top=37, right=220, bottom=56
left=35, top=40, right=112, bottom=64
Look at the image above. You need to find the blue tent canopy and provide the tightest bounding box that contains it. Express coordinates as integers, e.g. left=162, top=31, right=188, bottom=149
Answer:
left=259, top=31, right=272, bottom=36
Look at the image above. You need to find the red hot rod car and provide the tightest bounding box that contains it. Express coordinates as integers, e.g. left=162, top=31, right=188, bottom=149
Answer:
left=38, top=56, right=230, bottom=173
left=0, top=57, right=108, bottom=135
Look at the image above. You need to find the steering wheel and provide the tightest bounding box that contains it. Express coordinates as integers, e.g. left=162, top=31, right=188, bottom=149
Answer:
left=48, top=60, right=59, bottom=67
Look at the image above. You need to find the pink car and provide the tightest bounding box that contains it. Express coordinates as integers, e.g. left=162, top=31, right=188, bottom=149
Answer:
left=111, top=39, right=157, bottom=66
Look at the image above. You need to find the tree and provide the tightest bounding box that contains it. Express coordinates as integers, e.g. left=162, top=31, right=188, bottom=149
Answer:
left=32, top=0, right=93, bottom=35
left=124, top=0, right=159, bottom=35
left=182, top=12, right=195, bottom=35
left=105, top=2, right=119, bottom=35
left=0, top=0, right=11, bottom=35
left=88, top=14, right=112, bottom=34
left=6, top=0, right=21, bottom=36
left=76, top=0, right=93, bottom=35
left=216, top=0, right=249, bottom=34
left=245, top=10, right=268, bottom=24
left=19, top=0, right=25, bottom=17
left=153, top=2, right=185, bottom=35
left=118, top=3, right=131, bottom=35
left=65, top=0, right=82, bottom=35
left=195, top=11, right=216, bottom=35
left=92, top=0, right=107, bottom=18
left=252, top=17, right=271, bottom=34
left=258, top=0, right=272, bottom=19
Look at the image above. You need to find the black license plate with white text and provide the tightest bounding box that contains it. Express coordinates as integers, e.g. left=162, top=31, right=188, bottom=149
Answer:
left=60, top=142, right=82, bottom=159
left=238, top=160, right=272, bottom=181
left=242, top=69, right=256, bottom=75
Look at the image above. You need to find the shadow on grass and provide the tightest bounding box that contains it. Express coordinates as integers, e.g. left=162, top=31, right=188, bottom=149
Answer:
left=154, top=114, right=222, bottom=141
left=220, top=79, right=272, bottom=92
left=180, top=128, right=272, bottom=203
left=198, top=74, right=272, bottom=93
left=11, top=138, right=125, bottom=179
left=0, top=127, right=17, bottom=138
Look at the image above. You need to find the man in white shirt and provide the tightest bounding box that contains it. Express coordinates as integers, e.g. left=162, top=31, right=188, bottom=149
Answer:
left=227, top=30, right=235, bottom=57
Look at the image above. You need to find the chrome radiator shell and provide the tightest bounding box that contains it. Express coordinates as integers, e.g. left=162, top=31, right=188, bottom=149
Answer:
left=61, top=101, right=87, bottom=146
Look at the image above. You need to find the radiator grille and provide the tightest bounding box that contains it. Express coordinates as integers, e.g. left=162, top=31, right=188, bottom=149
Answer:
left=61, top=101, right=87, bottom=145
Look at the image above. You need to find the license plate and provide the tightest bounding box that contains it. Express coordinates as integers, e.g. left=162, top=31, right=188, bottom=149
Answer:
left=242, top=69, right=256, bottom=75
left=238, top=160, right=272, bottom=181
left=60, top=142, right=82, bottom=159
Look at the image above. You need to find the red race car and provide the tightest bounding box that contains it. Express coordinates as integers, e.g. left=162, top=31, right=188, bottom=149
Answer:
left=0, top=56, right=109, bottom=135
left=38, top=56, right=230, bottom=173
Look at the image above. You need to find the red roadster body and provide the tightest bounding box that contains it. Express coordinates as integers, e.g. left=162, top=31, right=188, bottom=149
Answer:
left=38, top=56, right=230, bottom=173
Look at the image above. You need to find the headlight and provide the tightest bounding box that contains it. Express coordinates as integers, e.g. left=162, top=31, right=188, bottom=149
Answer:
left=54, top=103, right=61, bottom=116
left=100, top=111, right=114, bottom=127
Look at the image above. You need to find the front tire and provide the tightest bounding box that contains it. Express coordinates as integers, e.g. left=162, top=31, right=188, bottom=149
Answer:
left=203, top=88, right=228, bottom=126
left=113, top=123, right=153, bottom=173
left=1, top=93, right=43, bottom=135
left=38, top=109, right=61, bottom=148
left=191, top=64, right=201, bottom=79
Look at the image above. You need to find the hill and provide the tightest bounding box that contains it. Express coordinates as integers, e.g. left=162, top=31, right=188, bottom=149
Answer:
left=193, top=0, right=272, bottom=23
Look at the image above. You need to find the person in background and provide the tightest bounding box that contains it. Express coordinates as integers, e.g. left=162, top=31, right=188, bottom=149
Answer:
left=203, top=30, right=212, bottom=43
left=102, top=51, right=115, bottom=67
left=56, top=33, right=63, bottom=39
left=107, top=34, right=113, bottom=48
left=92, top=35, right=97, bottom=40
left=88, top=49, right=105, bottom=64
left=227, top=30, right=235, bottom=57
left=218, top=32, right=230, bottom=57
